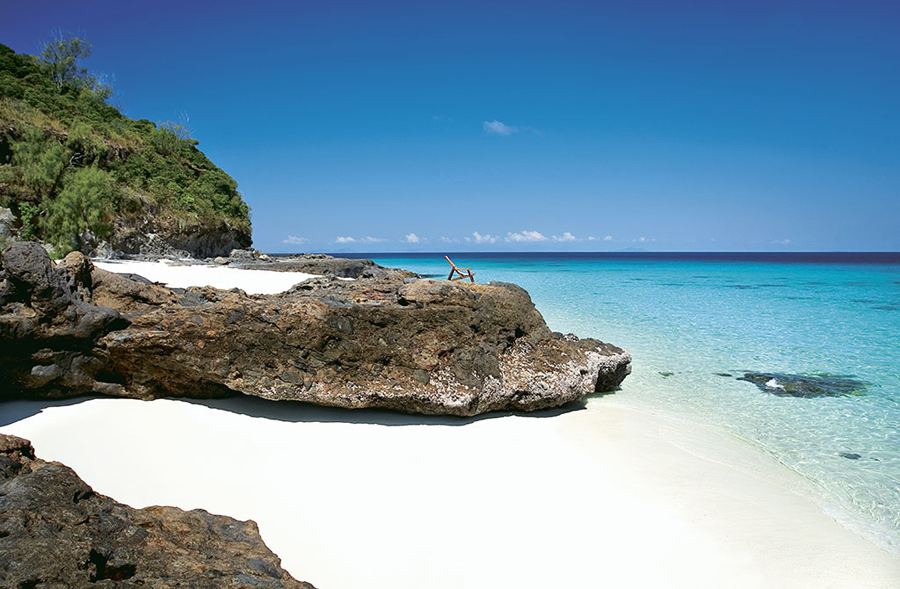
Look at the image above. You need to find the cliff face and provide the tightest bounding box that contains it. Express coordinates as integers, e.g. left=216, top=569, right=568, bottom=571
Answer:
left=0, top=433, right=313, bottom=587
left=104, top=212, right=252, bottom=259
left=0, top=242, right=631, bottom=416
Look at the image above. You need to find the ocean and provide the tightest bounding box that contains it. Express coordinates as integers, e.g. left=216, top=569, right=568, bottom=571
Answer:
left=353, top=252, right=900, bottom=554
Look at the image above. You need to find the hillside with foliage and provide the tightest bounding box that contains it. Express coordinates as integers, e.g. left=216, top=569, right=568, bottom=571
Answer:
left=0, top=38, right=251, bottom=257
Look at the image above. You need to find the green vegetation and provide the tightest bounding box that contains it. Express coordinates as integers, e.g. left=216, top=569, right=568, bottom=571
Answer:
left=0, top=37, right=250, bottom=255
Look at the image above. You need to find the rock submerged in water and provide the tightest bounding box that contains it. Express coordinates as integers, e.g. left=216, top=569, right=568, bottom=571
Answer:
left=738, top=372, right=866, bottom=398
left=0, top=242, right=631, bottom=416
left=0, top=433, right=313, bottom=587
left=839, top=452, right=862, bottom=460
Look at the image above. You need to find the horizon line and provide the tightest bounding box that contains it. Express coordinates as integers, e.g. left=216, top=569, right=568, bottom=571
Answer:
left=274, top=250, right=900, bottom=256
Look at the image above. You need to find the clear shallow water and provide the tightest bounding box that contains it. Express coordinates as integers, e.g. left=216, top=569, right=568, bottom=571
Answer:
left=358, top=253, right=900, bottom=554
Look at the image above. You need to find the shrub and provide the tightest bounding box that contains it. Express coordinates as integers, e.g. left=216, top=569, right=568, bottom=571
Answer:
left=18, top=201, right=41, bottom=241
left=43, top=166, right=113, bottom=254
left=11, top=126, right=67, bottom=195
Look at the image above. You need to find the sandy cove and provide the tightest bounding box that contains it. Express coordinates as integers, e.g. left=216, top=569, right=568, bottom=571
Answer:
left=1, top=260, right=897, bottom=588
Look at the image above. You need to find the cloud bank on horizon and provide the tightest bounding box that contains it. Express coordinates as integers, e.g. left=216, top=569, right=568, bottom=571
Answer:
left=277, top=230, right=649, bottom=250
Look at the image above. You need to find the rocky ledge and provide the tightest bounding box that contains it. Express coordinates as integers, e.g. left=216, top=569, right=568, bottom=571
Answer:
left=0, top=242, right=631, bottom=416
left=0, top=433, right=313, bottom=587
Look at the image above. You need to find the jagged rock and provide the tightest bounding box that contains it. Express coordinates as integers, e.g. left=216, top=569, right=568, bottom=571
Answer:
left=0, top=242, right=129, bottom=399
left=229, top=248, right=257, bottom=261
left=89, top=266, right=178, bottom=314
left=62, top=251, right=94, bottom=299
left=107, top=214, right=251, bottom=260
left=0, top=206, right=14, bottom=238
left=92, top=274, right=630, bottom=415
left=234, top=253, right=407, bottom=279
left=0, top=241, right=631, bottom=415
left=0, top=433, right=314, bottom=588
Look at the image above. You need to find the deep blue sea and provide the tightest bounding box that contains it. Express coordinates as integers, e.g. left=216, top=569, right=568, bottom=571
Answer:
left=349, top=252, right=900, bottom=554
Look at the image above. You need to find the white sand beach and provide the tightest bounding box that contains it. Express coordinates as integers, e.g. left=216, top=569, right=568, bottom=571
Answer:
left=92, top=259, right=318, bottom=294
left=2, top=262, right=897, bottom=588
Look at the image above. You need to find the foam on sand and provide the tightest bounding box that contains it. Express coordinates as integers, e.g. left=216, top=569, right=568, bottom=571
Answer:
left=1, top=397, right=897, bottom=589
left=92, top=259, right=318, bottom=295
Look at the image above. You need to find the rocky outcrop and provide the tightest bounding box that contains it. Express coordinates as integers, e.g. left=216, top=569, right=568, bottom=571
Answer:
left=0, top=207, right=14, bottom=239
left=249, top=254, right=383, bottom=278
left=226, top=253, right=409, bottom=280
left=104, top=214, right=252, bottom=259
left=1, top=241, right=631, bottom=415
left=0, top=243, right=129, bottom=400
left=0, top=433, right=313, bottom=587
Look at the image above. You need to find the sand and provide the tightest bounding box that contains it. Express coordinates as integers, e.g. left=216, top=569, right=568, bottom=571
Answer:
left=2, top=261, right=897, bottom=587
left=92, top=259, right=318, bottom=294
left=2, top=397, right=897, bottom=588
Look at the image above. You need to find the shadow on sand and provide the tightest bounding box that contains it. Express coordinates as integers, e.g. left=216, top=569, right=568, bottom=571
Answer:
left=181, top=394, right=586, bottom=427
left=0, top=396, right=99, bottom=428
left=0, top=393, right=586, bottom=429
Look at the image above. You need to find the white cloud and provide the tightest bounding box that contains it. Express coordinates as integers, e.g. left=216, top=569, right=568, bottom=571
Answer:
left=507, top=230, right=547, bottom=243
left=552, top=232, right=577, bottom=242
left=336, top=236, right=387, bottom=244
left=467, top=231, right=499, bottom=244
left=282, top=235, right=308, bottom=245
left=631, top=236, right=656, bottom=243
left=604, top=235, right=613, bottom=241
left=440, top=236, right=457, bottom=243
left=483, top=120, right=517, bottom=135
left=403, top=233, right=421, bottom=243
left=772, top=238, right=791, bottom=245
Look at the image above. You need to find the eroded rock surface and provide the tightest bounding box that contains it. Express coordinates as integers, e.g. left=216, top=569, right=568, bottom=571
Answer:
left=233, top=253, right=412, bottom=279
left=1, top=241, right=631, bottom=415
left=0, top=433, right=313, bottom=588
left=0, top=243, right=129, bottom=399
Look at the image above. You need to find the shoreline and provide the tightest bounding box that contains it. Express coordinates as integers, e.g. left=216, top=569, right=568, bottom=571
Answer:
left=1, top=395, right=897, bottom=588
left=3, top=256, right=896, bottom=586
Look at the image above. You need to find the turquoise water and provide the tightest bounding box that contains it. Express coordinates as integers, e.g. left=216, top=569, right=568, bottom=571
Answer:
left=362, top=253, right=900, bottom=554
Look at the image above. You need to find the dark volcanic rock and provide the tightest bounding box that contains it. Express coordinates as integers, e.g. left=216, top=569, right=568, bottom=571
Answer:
left=0, top=433, right=313, bottom=588
left=92, top=275, right=631, bottom=415
left=1, top=241, right=631, bottom=416
left=0, top=242, right=129, bottom=399
left=236, top=254, right=412, bottom=280
left=738, top=372, right=866, bottom=398
left=106, top=214, right=252, bottom=259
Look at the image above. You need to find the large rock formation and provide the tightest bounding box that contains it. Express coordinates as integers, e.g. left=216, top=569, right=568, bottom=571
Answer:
left=1, top=242, right=631, bottom=415
left=105, top=214, right=252, bottom=259
left=233, top=254, right=388, bottom=279
left=0, top=433, right=313, bottom=587
left=0, top=242, right=129, bottom=399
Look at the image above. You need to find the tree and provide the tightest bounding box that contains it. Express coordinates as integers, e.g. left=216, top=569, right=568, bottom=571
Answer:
left=11, top=126, right=67, bottom=195
left=39, top=33, right=111, bottom=101
left=43, top=166, right=114, bottom=254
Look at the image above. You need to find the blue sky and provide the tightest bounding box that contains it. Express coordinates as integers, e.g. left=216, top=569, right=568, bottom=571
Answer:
left=4, top=0, right=898, bottom=252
